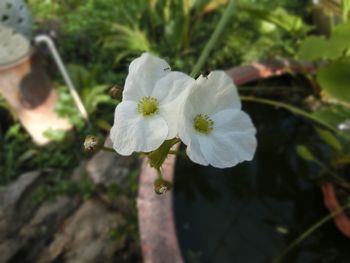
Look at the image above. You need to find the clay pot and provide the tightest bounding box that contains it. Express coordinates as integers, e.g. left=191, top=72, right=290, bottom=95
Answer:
left=136, top=59, right=319, bottom=263
left=0, top=49, right=71, bottom=145
left=321, top=183, right=350, bottom=237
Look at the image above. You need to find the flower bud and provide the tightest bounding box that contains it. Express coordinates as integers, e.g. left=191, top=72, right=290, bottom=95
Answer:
left=83, top=135, right=102, bottom=153
left=109, top=85, right=122, bottom=100
left=154, top=178, right=172, bottom=195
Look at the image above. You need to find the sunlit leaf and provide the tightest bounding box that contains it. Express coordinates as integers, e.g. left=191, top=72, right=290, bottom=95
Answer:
left=203, top=0, right=227, bottom=13
left=296, top=145, right=315, bottom=162
left=239, top=5, right=311, bottom=36
left=315, top=128, right=342, bottom=153
left=316, top=60, right=350, bottom=103
left=298, top=21, right=350, bottom=60
left=103, top=23, right=151, bottom=63
left=298, top=36, right=328, bottom=60
left=276, top=226, right=289, bottom=235
left=312, top=105, right=350, bottom=137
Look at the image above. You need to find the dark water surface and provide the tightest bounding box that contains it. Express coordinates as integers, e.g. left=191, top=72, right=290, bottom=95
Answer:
left=174, top=105, right=350, bottom=263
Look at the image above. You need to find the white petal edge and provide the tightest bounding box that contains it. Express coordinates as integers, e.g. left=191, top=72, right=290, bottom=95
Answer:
left=152, top=71, right=194, bottom=104
left=178, top=101, right=197, bottom=145
left=186, top=135, right=209, bottom=166
left=188, top=70, right=241, bottom=115
left=211, top=109, right=257, bottom=135
left=198, top=131, right=257, bottom=168
left=180, top=108, right=257, bottom=168
left=110, top=101, right=168, bottom=155
left=198, top=109, right=257, bottom=168
left=122, top=53, right=171, bottom=102
left=154, top=71, right=195, bottom=139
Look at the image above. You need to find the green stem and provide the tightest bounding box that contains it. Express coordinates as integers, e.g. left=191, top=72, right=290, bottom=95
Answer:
left=156, top=168, right=162, bottom=180
left=190, top=0, right=235, bottom=78
left=342, top=0, right=350, bottom=22
left=241, top=96, right=350, bottom=142
left=172, top=138, right=181, bottom=145
left=272, top=202, right=350, bottom=263
left=182, top=0, right=191, bottom=49
left=101, top=146, right=115, bottom=153
left=148, top=138, right=181, bottom=169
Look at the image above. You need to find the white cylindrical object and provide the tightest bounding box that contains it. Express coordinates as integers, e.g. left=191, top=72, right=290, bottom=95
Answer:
left=0, top=0, right=32, bottom=66
left=35, top=35, right=89, bottom=121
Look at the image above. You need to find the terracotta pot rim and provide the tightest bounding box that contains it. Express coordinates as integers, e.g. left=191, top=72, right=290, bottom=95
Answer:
left=136, top=59, right=317, bottom=263
left=321, top=182, right=350, bottom=237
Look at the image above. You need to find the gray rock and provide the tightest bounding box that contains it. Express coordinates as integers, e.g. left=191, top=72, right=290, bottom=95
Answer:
left=0, top=196, right=79, bottom=263
left=37, top=199, right=125, bottom=263
left=0, top=151, right=139, bottom=263
left=86, top=150, right=137, bottom=187
left=0, top=171, right=41, bottom=240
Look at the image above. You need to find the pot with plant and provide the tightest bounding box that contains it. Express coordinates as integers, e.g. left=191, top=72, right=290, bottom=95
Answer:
left=84, top=0, right=350, bottom=262
left=134, top=2, right=350, bottom=261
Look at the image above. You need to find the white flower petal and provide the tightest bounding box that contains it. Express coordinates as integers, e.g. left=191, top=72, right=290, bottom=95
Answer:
left=110, top=101, right=168, bottom=155
left=226, top=132, right=257, bottom=162
left=179, top=70, right=257, bottom=168
left=159, top=102, right=180, bottom=139
left=123, top=53, right=170, bottom=101
left=197, top=134, right=238, bottom=168
left=152, top=71, right=194, bottom=103
left=188, top=70, right=241, bottom=115
left=186, top=135, right=208, bottom=166
left=212, top=109, right=256, bottom=135
left=196, top=109, right=257, bottom=168
left=154, top=72, right=195, bottom=139
left=178, top=102, right=196, bottom=145
left=180, top=109, right=256, bottom=167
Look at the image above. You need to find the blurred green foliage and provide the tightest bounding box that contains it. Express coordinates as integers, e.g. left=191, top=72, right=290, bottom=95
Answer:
left=28, top=0, right=310, bottom=78
left=3, top=1, right=350, bottom=257
left=0, top=0, right=319, bottom=203
left=4, top=1, right=337, bottom=258
left=291, top=1, right=350, bottom=188
left=0, top=124, right=31, bottom=184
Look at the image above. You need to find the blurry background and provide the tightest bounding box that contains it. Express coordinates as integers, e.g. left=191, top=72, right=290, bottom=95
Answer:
left=1, top=0, right=350, bottom=262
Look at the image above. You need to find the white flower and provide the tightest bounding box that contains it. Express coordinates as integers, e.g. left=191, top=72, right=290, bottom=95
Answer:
left=178, top=71, right=257, bottom=168
left=110, top=53, right=194, bottom=155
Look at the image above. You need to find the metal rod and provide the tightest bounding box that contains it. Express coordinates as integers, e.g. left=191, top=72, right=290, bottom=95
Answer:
left=34, top=34, right=89, bottom=121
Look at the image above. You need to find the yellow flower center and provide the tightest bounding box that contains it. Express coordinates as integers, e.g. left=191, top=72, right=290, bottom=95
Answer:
left=193, top=114, right=214, bottom=134
left=137, top=96, right=159, bottom=116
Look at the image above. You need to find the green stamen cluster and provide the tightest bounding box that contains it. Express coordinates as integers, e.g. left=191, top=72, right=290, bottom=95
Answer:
left=193, top=114, right=214, bottom=134
left=137, top=96, right=159, bottom=116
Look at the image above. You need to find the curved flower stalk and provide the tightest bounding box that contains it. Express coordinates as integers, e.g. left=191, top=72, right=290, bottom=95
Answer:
left=178, top=71, right=257, bottom=168
left=110, top=53, right=194, bottom=155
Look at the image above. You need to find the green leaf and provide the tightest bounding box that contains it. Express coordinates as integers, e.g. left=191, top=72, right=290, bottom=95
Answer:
left=43, top=128, right=67, bottom=142
left=66, top=64, right=90, bottom=90
left=298, top=22, right=350, bottom=60
left=316, top=60, right=350, bottom=103
left=298, top=36, right=328, bottom=61
left=342, top=0, right=350, bottom=21
left=313, top=107, right=347, bottom=126
left=239, top=5, right=311, bottom=36
left=17, top=149, right=38, bottom=165
left=312, top=105, right=350, bottom=137
left=296, top=145, right=315, bottom=162
left=148, top=138, right=179, bottom=169
left=315, top=128, right=343, bottom=153
left=332, top=21, right=350, bottom=41
left=298, top=36, right=347, bottom=60
left=103, top=23, right=151, bottom=63
left=328, top=22, right=350, bottom=56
